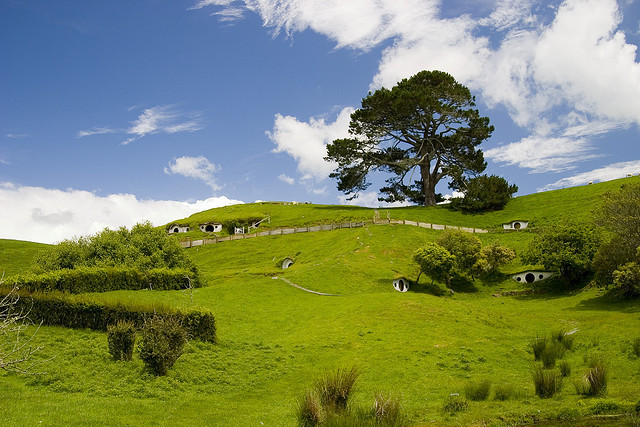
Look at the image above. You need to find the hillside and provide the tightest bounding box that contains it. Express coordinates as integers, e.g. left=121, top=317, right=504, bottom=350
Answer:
left=1, top=179, right=640, bottom=425
left=165, top=176, right=640, bottom=239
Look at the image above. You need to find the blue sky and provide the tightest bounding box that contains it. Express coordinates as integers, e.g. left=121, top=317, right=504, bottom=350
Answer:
left=1, top=0, right=639, bottom=243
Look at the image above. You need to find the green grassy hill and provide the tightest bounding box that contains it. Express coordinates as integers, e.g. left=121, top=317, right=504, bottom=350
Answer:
left=1, top=178, right=639, bottom=426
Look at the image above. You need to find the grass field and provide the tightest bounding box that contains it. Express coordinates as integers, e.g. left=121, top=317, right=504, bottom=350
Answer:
left=1, top=178, right=640, bottom=426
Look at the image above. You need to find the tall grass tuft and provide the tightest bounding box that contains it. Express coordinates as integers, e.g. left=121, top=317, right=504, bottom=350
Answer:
left=106, top=320, right=136, bottom=361
left=316, top=366, right=359, bottom=412
left=558, top=360, right=571, bottom=377
left=532, top=365, right=562, bottom=398
left=371, top=392, right=406, bottom=426
left=442, top=394, right=468, bottom=414
left=464, top=379, right=491, bottom=401
left=575, top=361, right=608, bottom=396
left=632, top=337, right=640, bottom=357
left=530, top=336, right=548, bottom=361
left=541, top=342, right=566, bottom=368
left=297, top=390, right=323, bottom=427
left=493, top=383, right=517, bottom=401
left=552, top=329, right=575, bottom=351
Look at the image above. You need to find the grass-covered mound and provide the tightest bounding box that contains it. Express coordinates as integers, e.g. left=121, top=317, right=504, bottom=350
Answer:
left=1, top=177, right=639, bottom=425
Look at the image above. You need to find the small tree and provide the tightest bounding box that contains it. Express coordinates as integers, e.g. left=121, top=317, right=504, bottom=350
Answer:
left=0, top=275, right=43, bottom=373
left=473, top=242, right=516, bottom=276
left=413, top=243, right=456, bottom=287
left=612, top=258, right=640, bottom=299
left=138, top=315, right=187, bottom=376
left=451, top=174, right=518, bottom=212
left=522, top=223, right=601, bottom=286
left=436, top=229, right=482, bottom=274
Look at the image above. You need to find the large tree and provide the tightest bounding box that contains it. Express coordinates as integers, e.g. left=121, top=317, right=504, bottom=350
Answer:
left=325, top=70, right=493, bottom=206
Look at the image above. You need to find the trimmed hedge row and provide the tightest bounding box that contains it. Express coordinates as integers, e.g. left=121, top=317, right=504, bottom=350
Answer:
left=6, top=291, right=216, bottom=343
left=10, top=266, right=200, bottom=294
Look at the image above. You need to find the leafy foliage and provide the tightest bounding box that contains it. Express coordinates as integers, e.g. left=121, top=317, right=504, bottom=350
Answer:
left=138, top=315, right=187, bottom=376
left=107, top=320, right=136, bottom=361
left=473, top=242, right=516, bottom=276
left=522, top=223, right=602, bottom=286
left=612, top=260, right=640, bottom=299
left=413, top=242, right=456, bottom=286
left=34, top=222, right=198, bottom=278
left=436, top=229, right=482, bottom=273
left=325, top=70, right=493, bottom=206
left=450, top=174, right=518, bottom=212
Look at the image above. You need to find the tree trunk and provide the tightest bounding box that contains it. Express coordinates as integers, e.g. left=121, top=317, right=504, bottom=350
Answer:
left=421, top=164, right=437, bottom=206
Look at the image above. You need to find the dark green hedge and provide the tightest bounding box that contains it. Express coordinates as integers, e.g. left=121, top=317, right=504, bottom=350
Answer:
left=6, top=291, right=216, bottom=343
left=10, top=266, right=200, bottom=294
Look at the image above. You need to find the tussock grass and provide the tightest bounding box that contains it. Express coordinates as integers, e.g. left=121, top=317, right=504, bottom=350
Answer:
left=443, top=394, right=468, bottom=414
left=533, top=365, right=562, bottom=398
left=464, top=379, right=491, bottom=401
left=575, top=362, right=608, bottom=396
left=316, top=367, right=359, bottom=412
left=493, top=383, right=518, bottom=401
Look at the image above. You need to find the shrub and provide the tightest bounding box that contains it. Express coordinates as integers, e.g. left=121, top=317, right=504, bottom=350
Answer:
left=450, top=175, right=518, bottom=212
left=436, top=229, right=482, bottom=273
left=316, top=367, right=359, bottom=412
left=575, top=362, right=608, bottom=396
left=138, top=315, right=187, bottom=376
left=533, top=365, right=562, bottom=398
left=413, top=243, right=456, bottom=286
left=493, top=383, right=517, bottom=401
left=522, top=223, right=602, bottom=287
left=464, top=379, right=491, bottom=401
left=558, top=360, right=571, bottom=377
left=442, top=394, right=468, bottom=414
left=612, top=261, right=640, bottom=299
left=633, top=338, right=640, bottom=357
left=107, top=320, right=136, bottom=361
left=297, top=390, right=323, bottom=427
left=473, top=242, right=516, bottom=276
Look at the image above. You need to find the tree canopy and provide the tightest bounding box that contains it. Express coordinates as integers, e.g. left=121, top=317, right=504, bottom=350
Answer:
left=325, top=70, right=493, bottom=206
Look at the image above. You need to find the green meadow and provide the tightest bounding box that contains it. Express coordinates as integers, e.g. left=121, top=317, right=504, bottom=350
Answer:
left=1, top=177, right=640, bottom=425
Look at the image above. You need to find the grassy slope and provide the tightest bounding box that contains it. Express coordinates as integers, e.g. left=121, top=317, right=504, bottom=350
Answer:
left=2, top=179, right=640, bottom=426
left=0, top=239, right=49, bottom=277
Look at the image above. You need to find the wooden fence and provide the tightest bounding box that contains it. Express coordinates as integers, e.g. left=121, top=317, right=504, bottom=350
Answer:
left=179, top=219, right=488, bottom=248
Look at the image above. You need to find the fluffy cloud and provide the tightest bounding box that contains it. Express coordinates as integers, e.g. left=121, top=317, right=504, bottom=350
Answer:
left=278, top=173, right=295, bottom=185
left=78, top=105, right=203, bottom=145
left=538, top=160, right=640, bottom=191
left=267, top=107, right=353, bottom=181
left=0, top=182, right=242, bottom=244
left=194, top=0, right=640, bottom=176
left=164, top=156, right=221, bottom=191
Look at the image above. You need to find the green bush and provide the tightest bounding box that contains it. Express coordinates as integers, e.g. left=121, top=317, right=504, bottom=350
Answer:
left=612, top=261, right=640, bottom=299
left=9, top=266, right=199, bottom=294
left=139, top=315, right=187, bottom=376
left=464, top=379, right=491, bottom=401
left=436, top=229, right=482, bottom=273
left=107, top=320, right=136, bottom=361
left=532, top=365, right=562, bottom=398
left=413, top=243, right=456, bottom=286
left=450, top=174, right=518, bottom=212
left=4, top=290, right=216, bottom=343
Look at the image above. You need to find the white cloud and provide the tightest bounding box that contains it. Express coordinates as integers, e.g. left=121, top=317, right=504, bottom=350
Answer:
left=337, top=191, right=411, bottom=208
left=538, top=160, right=640, bottom=191
left=164, top=156, right=221, bottom=191
left=194, top=0, right=640, bottom=179
left=78, top=105, right=204, bottom=145
left=267, top=107, right=353, bottom=181
left=278, top=173, right=295, bottom=185
left=485, top=134, right=599, bottom=173
left=0, top=183, right=243, bottom=244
